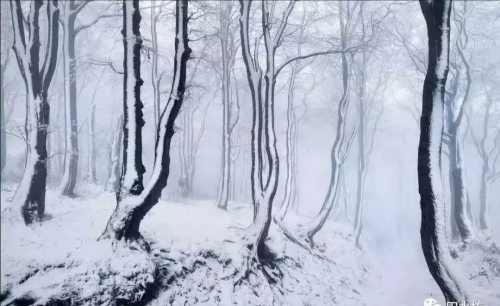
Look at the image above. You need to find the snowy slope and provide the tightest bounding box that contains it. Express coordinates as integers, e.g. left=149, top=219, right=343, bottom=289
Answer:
left=1, top=188, right=372, bottom=306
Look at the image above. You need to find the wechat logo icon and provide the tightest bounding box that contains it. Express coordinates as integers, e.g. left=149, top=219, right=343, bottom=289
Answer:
left=424, top=298, right=442, bottom=306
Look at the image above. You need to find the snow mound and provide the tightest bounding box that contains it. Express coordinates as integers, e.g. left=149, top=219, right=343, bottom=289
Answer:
left=1, top=189, right=372, bottom=306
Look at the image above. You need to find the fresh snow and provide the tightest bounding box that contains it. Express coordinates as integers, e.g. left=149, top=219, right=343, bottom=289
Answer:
left=2, top=186, right=499, bottom=306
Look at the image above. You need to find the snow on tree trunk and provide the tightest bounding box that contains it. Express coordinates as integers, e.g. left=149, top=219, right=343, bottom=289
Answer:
left=418, top=0, right=473, bottom=303
left=86, top=102, right=97, bottom=184
left=301, top=1, right=355, bottom=246
left=275, top=62, right=298, bottom=223
left=9, top=0, right=59, bottom=224
left=118, top=0, right=146, bottom=200
left=106, top=116, right=123, bottom=193
left=1, top=58, right=7, bottom=174
left=58, top=5, right=79, bottom=197
left=151, top=0, right=161, bottom=132
left=216, top=2, right=233, bottom=210
left=478, top=159, right=490, bottom=235
left=100, top=0, right=191, bottom=249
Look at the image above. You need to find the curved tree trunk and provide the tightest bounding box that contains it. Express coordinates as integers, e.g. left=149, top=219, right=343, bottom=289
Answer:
left=418, top=0, right=471, bottom=303
left=101, top=0, right=190, bottom=250
left=302, top=0, right=354, bottom=246
left=10, top=0, right=59, bottom=224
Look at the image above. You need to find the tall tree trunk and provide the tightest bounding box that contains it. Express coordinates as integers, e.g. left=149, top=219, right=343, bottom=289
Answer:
left=1, top=62, right=6, bottom=174
left=86, top=102, right=97, bottom=184
left=59, top=7, right=79, bottom=197
left=418, top=0, right=471, bottom=303
left=302, top=0, right=354, bottom=246
left=150, top=0, right=161, bottom=132
left=478, top=160, right=489, bottom=234
left=118, top=0, right=146, bottom=200
left=10, top=0, right=60, bottom=224
left=101, top=0, right=190, bottom=249
left=354, top=47, right=367, bottom=247
left=275, top=61, right=298, bottom=222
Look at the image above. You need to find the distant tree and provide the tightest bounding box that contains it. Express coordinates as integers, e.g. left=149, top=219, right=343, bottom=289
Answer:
left=9, top=0, right=60, bottom=224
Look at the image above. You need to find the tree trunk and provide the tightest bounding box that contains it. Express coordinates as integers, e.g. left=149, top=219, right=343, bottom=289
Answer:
left=302, top=0, right=353, bottom=246
left=150, top=0, right=161, bottom=132
left=86, top=102, right=97, bottom=184
left=1, top=61, right=6, bottom=174
left=101, top=0, right=190, bottom=249
left=418, top=0, right=471, bottom=303
left=10, top=0, right=59, bottom=224
left=478, top=161, right=489, bottom=234
left=59, top=9, right=79, bottom=197
left=118, top=0, right=146, bottom=200
left=106, top=116, right=123, bottom=193
left=275, top=61, right=298, bottom=222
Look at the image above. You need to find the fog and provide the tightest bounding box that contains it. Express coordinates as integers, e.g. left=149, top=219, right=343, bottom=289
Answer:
left=1, top=1, right=500, bottom=305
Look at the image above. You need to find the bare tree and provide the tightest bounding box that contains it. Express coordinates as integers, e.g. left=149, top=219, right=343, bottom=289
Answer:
left=418, top=0, right=472, bottom=302
left=298, top=1, right=357, bottom=247
left=100, top=0, right=191, bottom=250
left=9, top=0, right=60, bottom=224
left=58, top=0, right=119, bottom=197
left=467, top=83, right=500, bottom=239
left=215, top=0, right=240, bottom=210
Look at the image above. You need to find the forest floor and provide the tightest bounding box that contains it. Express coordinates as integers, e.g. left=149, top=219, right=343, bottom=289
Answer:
left=1, top=185, right=499, bottom=306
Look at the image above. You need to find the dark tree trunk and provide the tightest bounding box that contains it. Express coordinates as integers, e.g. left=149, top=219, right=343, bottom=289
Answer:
left=418, top=0, right=470, bottom=303
left=10, top=0, right=60, bottom=224
left=101, top=0, right=190, bottom=249
left=118, top=0, right=146, bottom=200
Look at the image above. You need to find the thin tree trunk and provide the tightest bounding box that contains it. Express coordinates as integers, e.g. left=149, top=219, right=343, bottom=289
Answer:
left=418, top=0, right=471, bottom=303
left=59, top=6, right=79, bottom=197
left=1, top=48, right=10, bottom=173
left=302, top=0, right=355, bottom=246
left=86, top=102, right=97, bottom=184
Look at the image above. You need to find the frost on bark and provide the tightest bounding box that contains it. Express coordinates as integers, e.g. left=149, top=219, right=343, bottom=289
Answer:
left=236, top=0, right=301, bottom=271
left=418, top=0, right=472, bottom=303
left=118, top=0, right=146, bottom=200
left=9, top=0, right=60, bottom=224
left=100, top=0, right=191, bottom=250
left=300, top=1, right=356, bottom=247
left=106, top=116, right=124, bottom=193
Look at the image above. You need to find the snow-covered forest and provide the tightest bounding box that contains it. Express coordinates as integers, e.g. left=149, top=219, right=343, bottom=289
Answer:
left=1, top=0, right=500, bottom=305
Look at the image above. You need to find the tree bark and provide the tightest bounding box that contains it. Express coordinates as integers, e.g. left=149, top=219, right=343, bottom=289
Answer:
left=100, top=0, right=190, bottom=250
left=10, top=0, right=60, bottom=224
left=118, top=0, right=146, bottom=200
left=106, top=116, right=123, bottom=193
left=418, top=0, right=471, bottom=303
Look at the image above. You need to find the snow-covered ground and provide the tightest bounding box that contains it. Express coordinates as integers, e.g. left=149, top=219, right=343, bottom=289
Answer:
left=1, top=186, right=499, bottom=306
